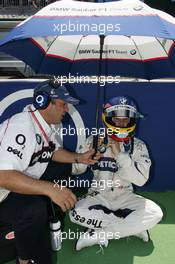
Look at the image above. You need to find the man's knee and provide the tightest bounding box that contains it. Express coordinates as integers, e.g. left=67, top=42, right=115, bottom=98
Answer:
left=147, top=200, right=163, bottom=224
left=153, top=204, right=163, bottom=223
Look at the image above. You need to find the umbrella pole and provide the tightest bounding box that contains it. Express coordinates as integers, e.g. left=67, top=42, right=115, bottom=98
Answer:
left=93, top=35, right=105, bottom=154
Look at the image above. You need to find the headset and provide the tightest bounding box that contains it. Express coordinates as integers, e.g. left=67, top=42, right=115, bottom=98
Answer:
left=33, top=91, right=51, bottom=110
left=33, top=80, right=59, bottom=110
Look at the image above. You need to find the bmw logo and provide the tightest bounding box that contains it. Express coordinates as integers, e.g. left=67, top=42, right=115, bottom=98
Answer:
left=130, top=49, right=137, bottom=55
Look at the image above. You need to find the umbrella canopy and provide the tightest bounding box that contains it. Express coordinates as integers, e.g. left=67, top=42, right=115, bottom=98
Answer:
left=3, top=35, right=174, bottom=79
left=0, top=0, right=175, bottom=79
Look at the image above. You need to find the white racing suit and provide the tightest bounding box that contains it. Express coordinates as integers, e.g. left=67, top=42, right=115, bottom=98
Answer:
left=69, top=136, right=163, bottom=240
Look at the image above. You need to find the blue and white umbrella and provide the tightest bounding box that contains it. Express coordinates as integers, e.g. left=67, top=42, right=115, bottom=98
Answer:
left=0, top=0, right=175, bottom=79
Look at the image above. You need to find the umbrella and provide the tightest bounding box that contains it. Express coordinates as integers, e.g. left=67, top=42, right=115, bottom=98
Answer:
left=1, top=0, right=175, bottom=149
left=0, top=0, right=175, bottom=79
left=6, top=34, right=174, bottom=80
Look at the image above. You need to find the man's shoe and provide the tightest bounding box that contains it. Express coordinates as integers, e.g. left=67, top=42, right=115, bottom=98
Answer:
left=76, top=229, right=108, bottom=251
left=134, top=230, right=150, bottom=242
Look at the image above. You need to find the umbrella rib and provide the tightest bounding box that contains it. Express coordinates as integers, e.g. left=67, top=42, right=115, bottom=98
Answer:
left=156, top=37, right=172, bottom=56
left=129, top=36, right=149, bottom=80
left=73, top=35, right=85, bottom=61
left=68, top=35, right=85, bottom=74
left=128, top=36, right=143, bottom=59
left=156, top=38, right=175, bottom=75
left=155, top=13, right=174, bottom=40
left=36, top=36, right=58, bottom=74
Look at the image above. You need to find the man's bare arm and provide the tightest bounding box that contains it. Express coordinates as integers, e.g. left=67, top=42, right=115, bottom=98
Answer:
left=52, top=148, right=100, bottom=164
left=0, top=170, right=76, bottom=212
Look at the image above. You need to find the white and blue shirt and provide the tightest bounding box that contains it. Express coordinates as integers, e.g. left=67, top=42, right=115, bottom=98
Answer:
left=0, top=105, right=60, bottom=202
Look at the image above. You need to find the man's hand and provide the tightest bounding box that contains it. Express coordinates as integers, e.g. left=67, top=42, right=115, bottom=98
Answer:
left=77, top=149, right=101, bottom=165
left=0, top=170, right=76, bottom=212
left=108, top=138, right=121, bottom=157
left=49, top=185, right=77, bottom=212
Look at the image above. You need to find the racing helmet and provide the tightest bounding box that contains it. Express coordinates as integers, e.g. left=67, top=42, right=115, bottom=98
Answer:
left=102, top=96, right=142, bottom=141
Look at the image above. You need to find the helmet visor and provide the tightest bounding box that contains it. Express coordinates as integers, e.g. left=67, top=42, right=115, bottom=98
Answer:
left=106, top=105, right=137, bottom=118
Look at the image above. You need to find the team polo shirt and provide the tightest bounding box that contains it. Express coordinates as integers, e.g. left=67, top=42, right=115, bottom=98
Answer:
left=0, top=105, right=61, bottom=202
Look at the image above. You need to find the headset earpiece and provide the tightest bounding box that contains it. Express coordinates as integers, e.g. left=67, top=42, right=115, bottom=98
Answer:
left=33, top=91, right=51, bottom=109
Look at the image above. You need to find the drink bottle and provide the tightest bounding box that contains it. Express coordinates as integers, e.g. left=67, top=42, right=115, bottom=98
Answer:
left=49, top=217, right=62, bottom=251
